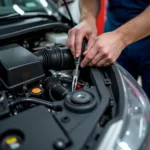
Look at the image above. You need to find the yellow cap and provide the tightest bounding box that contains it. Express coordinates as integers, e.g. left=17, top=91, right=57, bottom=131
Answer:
left=6, top=137, right=17, bottom=145
left=32, top=88, right=41, bottom=94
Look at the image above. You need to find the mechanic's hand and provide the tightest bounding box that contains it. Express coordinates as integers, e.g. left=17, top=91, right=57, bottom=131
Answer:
left=80, top=31, right=126, bottom=67
left=67, top=18, right=97, bottom=57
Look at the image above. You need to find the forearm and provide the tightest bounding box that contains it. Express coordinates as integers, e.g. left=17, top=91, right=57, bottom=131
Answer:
left=115, top=6, right=150, bottom=46
left=79, top=0, right=100, bottom=22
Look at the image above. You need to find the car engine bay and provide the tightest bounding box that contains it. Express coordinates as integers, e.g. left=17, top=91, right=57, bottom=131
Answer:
left=0, top=24, right=120, bottom=150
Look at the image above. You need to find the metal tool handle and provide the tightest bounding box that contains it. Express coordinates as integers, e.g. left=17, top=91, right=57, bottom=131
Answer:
left=75, top=38, right=87, bottom=63
left=80, top=38, right=87, bottom=60
left=72, top=38, right=87, bottom=91
left=74, top=38, right=87, bottom=65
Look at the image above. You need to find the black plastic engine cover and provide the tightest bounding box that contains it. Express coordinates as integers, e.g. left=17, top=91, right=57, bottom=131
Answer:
left=0, top=106, right=70, bottom=150
left=0, top=44, right=44, bottom=89
left=0, top=68, right=116, bottom=150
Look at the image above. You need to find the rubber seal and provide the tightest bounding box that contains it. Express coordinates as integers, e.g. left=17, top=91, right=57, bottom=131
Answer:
left=65, top=91, right=97, bottom=113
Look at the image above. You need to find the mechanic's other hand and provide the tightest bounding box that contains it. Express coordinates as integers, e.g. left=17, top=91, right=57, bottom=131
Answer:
left=67, top=17, right=97, bottom=57
left=81, top=31, right=126, bottom=67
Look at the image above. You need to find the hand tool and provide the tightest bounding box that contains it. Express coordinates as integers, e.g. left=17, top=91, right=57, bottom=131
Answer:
left=72, top=39, right=87, bottom=91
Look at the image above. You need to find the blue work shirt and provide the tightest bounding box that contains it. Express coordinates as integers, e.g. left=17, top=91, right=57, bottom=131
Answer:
left=105, top=0, right=150, bottom=63
left=104, top=0, right=150, bottom=98
left=105, top=0, right=150, bottom=30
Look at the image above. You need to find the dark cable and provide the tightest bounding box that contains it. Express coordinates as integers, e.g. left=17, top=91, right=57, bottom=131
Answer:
left=9, top=97, right=59, bottom=110
left=63, top=0, right=74, bottom=26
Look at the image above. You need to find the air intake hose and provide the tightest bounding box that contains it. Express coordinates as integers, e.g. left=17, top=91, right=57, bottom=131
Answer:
left=44, top=77, right=69, bottom=101
left=34, top=46, right=74, bottom=71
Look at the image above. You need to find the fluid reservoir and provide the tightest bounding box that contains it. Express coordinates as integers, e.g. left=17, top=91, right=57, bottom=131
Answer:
left=46, top=33, right=68, bottom=45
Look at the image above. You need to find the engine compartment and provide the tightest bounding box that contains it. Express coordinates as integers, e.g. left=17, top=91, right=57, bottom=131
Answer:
left=0, top=26, right=119, bottom=150
left=0, top=29, right=92, bottom=113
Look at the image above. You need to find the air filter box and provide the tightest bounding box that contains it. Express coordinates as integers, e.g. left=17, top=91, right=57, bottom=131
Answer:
left=0, top=44, right=44, bottom=89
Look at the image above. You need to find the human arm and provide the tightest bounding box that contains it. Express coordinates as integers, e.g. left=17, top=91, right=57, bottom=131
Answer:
left=116, top=6, right=150, bottom=46
left=81, top=6, right=150, bottom=67
left=67, top=0, right=100, bottom=57
left=79, top=0, right=100, bottom=21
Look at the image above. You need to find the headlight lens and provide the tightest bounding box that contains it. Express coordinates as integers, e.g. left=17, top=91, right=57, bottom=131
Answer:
left=116, top=66, right=150, bottom=150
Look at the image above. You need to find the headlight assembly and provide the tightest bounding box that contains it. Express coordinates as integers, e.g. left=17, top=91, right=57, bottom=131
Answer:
left=116, top=66, right=150, bottom=150
left=97, top=65, right=150, bottom=150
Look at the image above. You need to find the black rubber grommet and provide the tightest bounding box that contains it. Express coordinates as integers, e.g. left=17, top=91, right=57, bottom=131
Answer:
left=65, top=91, right=97, bottom=113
